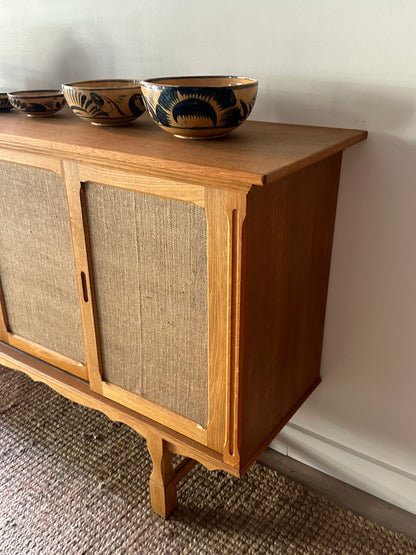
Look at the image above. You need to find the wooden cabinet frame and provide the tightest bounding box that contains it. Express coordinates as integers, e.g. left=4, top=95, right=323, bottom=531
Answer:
left=0, top=114, right=366, bottom=517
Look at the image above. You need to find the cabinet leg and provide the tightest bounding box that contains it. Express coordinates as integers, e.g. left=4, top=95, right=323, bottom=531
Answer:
left=147, top=433, right=178, bottom=518
left=147, top=433, right=197, bottom=518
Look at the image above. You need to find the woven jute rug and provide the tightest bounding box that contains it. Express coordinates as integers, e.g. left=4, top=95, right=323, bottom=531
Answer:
left=0, top=364, right=415, bottom=555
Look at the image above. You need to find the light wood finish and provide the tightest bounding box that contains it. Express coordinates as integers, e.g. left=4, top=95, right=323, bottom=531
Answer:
left=147, top=433, right=178, bottom=518
left=0, top=278, right=9, bottom=342
left=0, top=146, right=61, bottom=173
left=147, top=432, right=198, bottom=518
left=151, top=444, right=196, bottom=518
left=239, top=154, right=343, bottom=471
left=7, top=333, right=86, bottom=380
left=0, top=113, right=367, bottom=517
left=205, top=187, right=230, bottom=452
left=77, top=164, right=206, bottom=207
left=102, top=381, right=207, bottom=444
left=224, top=191, right=247, bottom=467
left=0, top=341, right=238, bottom=474
left=0, top=112, right=366, bottom=187
left=61, top=160, right=103, bottom=392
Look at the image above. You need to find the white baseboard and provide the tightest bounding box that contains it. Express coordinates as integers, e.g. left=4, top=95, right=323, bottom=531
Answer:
left=270, top=423, right=416, bottom=515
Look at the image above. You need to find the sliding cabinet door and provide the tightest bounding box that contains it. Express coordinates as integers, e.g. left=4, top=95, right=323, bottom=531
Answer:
left=0, top=160, right=86, bottom=379
left=64, top=162, right=245, bottom=458
left=86, top=180, right=209, bottom=431
left=63, top=162, right=245, bottom=455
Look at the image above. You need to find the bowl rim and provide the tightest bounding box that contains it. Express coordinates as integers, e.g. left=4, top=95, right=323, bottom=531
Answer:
left=8, top=89, right=63, bottom=98
left=140, top=75, right=258, bottom=89
left=62, top=79, right=142, bottom=90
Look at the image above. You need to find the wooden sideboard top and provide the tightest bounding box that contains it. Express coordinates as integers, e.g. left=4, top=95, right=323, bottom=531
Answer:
left=0, top=111, right=367, bottom=187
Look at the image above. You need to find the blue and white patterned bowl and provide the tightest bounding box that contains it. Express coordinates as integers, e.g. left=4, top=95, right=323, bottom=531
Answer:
left=7, top=90, right=65, bottom=117
left=140, top=76, right=258, bottom=139
left=0, top=93, right=13, bottom=112
left=62, top=79, right=146, bottom=126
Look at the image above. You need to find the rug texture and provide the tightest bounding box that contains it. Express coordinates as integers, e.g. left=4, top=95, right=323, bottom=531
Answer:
left=0, top=364, right=415, bottom=555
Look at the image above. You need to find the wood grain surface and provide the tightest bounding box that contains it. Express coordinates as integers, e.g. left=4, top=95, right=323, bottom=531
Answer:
left=0, top=112, right=366, bottom=187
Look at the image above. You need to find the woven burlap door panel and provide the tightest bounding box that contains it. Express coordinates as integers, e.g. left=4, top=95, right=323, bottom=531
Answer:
left=83, top=182, right=209, bottom=428
left=0, top=161, right=86, bottom=376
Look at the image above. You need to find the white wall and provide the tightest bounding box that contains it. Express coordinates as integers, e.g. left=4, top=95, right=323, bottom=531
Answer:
left=1, top=0, right=415, bottom=513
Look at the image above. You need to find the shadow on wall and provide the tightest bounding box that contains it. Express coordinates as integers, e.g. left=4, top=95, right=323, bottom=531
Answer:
left=254, top=76, right=416, bottom=511
left=288, top=130, right=416, bottom=468
left=50, top=35, right=97, bottom=86
left=257, top=79, right=416, bottom=470
left=5, top=27, right=117, bottom=90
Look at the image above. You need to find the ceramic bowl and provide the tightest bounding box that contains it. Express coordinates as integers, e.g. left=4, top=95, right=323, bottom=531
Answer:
left=0, top=93, right=13, bottom=112
left=140, top=76, right=258, bottom=139
left=62, top=79, right=146, bottom=126
left=7, top=90, right=65, bottom=117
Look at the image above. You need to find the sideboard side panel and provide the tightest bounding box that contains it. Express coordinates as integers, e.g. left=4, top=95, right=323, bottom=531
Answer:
left=239, top=154, right=342, bottom=470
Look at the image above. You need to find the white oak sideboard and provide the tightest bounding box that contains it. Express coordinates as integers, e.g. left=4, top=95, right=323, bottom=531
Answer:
left=0, top=112, right=366, bottom=517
